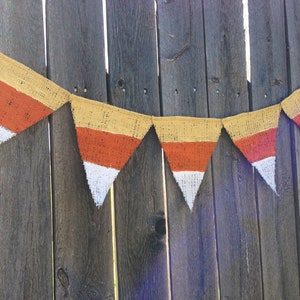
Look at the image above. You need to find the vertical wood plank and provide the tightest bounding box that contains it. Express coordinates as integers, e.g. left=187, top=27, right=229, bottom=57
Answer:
left=285, top=0, right=300, bottom=289
left=0, top=123, right=52, bottom=299
left=157, top=0, right=219, bottom=299
left=0, top=1, right=52, bottom=298
left=249, top=0, right=287, bottom=107
left=157, top=0, right=208, bottom=117
left=46, top=1, right=114, bottom=298
left=114, top=127, right=167, bottom=299
left=0, top=0, right=46, bottom=75
left=46, top=1, right=107, bottom=100
left=249, top=0, right=300, bottom=298
left=106, top=0, right=169, bottom=299
left=51, top=104, right=114, bottom=299
left=107, top=0, right=160, bottom=114
left=204, top=0, right=263, bottom=298
left=285, top=0, right=300, bottom=92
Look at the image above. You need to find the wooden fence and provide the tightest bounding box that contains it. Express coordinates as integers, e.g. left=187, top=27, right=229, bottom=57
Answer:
left=1, top=0, right=300, bottom=299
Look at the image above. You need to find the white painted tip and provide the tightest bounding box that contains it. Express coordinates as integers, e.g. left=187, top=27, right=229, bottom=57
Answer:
left=0, top=126, right=15, bottom=144
left=252, top=156, right=277, bottom=193
left=173, top=171, right=204, bottom=210
left=83, top=161, right=119, bottom=207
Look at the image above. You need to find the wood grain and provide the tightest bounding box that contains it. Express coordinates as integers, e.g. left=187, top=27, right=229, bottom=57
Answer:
left=0, top=1, right=299, bottom=298
left=50, top=105, right=113, bottom=299
left=106, top=0, right=169, bottom=298
left=0, top=122, right=52, bottom=299
left=249, top=0, right=300, bottom=298
left=0, top=0, right=46, bottom=75
left=285, top=0, right=300, bottom=290
left=106, top=0, right=160, bottom=115
left=46, top=1, right=114, bottom=299
left=157, top=0, right=208, bottom=118
left=157, top=0, right=219, bottom=298
left=0, top=1, right=52, bottom=298
left=113, top=128, right=168, bottom=299
left=204, top=0, right=263, bottom=298
left=46, top=0, right=107, bottom=101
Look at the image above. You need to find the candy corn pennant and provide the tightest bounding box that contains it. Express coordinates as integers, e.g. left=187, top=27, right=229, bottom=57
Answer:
left=0, top=53, right=70, bottom=144
left=223, top=104, right=281, bottom=192
left=70, top=95, right=153, bottom=207
left=154, top=117, right=222, bottom=210
left=281, top=89, right=300, bottom=126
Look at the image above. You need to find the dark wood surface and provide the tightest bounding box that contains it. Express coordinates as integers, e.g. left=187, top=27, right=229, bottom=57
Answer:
left=157, top=1, right=219, bottom=299
left=285, top=0, right=300, bottom=291
left=249, top=0, right=300, bottom=298
left=0, top=0, right=46, bottom=75
left=204, top=0, right=263, bottom=298
left=106, top=0, right=169, bottom=299
left=50, top=105, right=114, bottom=299
left=106, top=0, right=160, bottom=115
left=0, top=122, right=52, bottom=299
left=46, top=1, right=114, bottom=299
left=0, top=1, right=52, bottom=298
left=0, top=1, right=300, bottom=298
left=157, top=0, right=208, bottom=118
left=113, top=128, right=168, bottom=300
left=46, top=0, right=107, bottom=100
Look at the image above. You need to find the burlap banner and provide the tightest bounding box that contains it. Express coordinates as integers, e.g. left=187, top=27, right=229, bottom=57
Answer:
left=153, top=116, right=222, bottom=209
left=1, top=53, right=300, bottom=209
left=223, top=105, right=281, bottom=193
left=70, top=94, right=152, bottom=206
left=0, top=53, right=69, bottom=144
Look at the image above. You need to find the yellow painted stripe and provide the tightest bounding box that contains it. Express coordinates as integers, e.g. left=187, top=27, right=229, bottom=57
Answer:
left=70, top=94, right=153, bottom=139
left=222, top=104, right=281, bottom=140
left=281, top=88, right=300, bottom=119
left=153, top=116, right=222, bottom=142
left=0, top=53, right=70, bottom=110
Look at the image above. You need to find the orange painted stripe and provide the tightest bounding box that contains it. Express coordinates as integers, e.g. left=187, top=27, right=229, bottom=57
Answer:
left=0, top=81, right=53, bottom=133
left=162, top=142, right=217, bottom=172
left=234, top=128, right=277, bottom=163
left=76, top=127, right=141, bottom=169
left=293, top=114, right=300, bottom=127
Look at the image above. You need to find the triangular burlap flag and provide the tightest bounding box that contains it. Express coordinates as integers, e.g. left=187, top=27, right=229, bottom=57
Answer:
left=154, top=117, right=222, bottom=210
left=281, top=89, right=300, bottom=126
left=70, top=95, right=152, bottom=207
left=223, top=104, right=281, bottom=192
left=0, top=53, right=69, bottom=143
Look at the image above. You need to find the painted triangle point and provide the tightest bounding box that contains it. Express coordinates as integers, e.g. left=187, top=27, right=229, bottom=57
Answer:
left=83, top=161, right=119, bottom=207
left=252, top=156, right=277, bottom=193
left=0, top=125, right=16, bottom=144
left=173, top=171, right=204, bottom=210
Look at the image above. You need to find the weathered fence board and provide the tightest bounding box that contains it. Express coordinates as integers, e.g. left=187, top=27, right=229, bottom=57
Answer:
left=0, top=123, right=52, bottom=299
left=285, top=1, right=300, bottom=288
left=0, top=0, right=46, bottom=75
left=50, top=104, right=114, bottom=299
left=0, top=1, right=52, bottom=299
left=249, top=0, right=300, bottom=298
left=1, top=0, right=300, bottom=299
left=46, top=1, right=107, bottom=100
left=46, top=1, right=114, bottom=298
left=204, top=0, right=263, bottom=298
left=106, top=0, right=169, bottom=299
left=157, top=0, right=219, bottom=299
left=157, top=0, right=207, bottom=117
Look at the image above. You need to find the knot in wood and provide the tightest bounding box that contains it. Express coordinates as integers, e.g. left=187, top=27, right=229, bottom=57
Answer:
left=57, top=268, right=69, bottom=289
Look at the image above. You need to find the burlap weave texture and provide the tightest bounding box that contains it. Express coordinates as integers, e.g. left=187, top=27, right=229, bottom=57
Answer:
left=70, top=94, right=152, bottom=139
left=222, top=104, right=281, bottom=140
left=281, top=89, right=300, bottom=122
left=153, top=116, right=222, bottom=142
left=0, top=53, right=70, bottom=110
